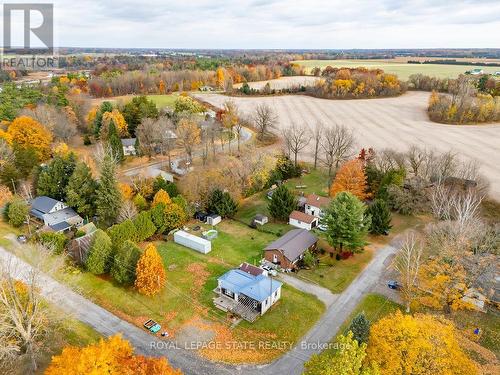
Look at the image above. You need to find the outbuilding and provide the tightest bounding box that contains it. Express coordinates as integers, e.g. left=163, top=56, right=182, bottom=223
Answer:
left=174, top=230, right=211, bottom=254
left=289, top=210, right=318, bottom=231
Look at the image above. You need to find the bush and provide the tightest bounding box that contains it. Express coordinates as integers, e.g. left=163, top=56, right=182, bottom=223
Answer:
left=111, top=240, right=141, bottom=285
left=302, top=250, right=316, bottom=268
left=38, top=232, right=67, bottom=254
left=133, top=211, right=156, bottom=241
left=107, top=219, right=138, bottom=249
left=6, top=197, right=28, bottom=227
left=83, top=134, right=91, bottom=145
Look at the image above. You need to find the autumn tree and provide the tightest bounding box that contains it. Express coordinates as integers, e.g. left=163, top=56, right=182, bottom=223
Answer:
left=321, top=124, right=355, bottom=176
left=173, top=96, right=204, bottom=114
left=45, top=335, right=181, bottom=375
left=221, top=101, right=239, bottom=153
left=304, top=332, right=379, bottom=375
left=101, top=109, right=128, bottom=138
left=135, top=244, right=166, bottom=296
left=118, top=199, right=138, bottom=222
left=152, top=189, right=171, bottom=207
left=253, top=104, right=278, bottom=141
left=66, top=162, right=97, bottom=219
left=0, top=185, right=13, bottom=207
left=96, top=150, right=122, bottom=226
left=176, top=117, right=201, bottom=162
left=330, top=159, right=368, bottom=200
left=216, top=67, right=225, bottom=88
left=85, top=229, right=112, bottom=274
left=322, top=192, right=370, bottom=254
left=136, top=116, right=176, bottom=160
left=3, top=116, right=53, bottom=160
left=367, top=311, right=477, bottom=375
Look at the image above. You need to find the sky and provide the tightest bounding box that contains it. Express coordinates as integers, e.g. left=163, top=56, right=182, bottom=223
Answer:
left=2, top=0, right=500, bottom=49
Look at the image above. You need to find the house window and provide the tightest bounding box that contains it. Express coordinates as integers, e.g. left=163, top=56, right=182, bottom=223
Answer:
left=273, top=254, right=278, bottom=263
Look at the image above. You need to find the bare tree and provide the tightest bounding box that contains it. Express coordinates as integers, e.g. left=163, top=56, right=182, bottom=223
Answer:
left=176, top=117, right=201, bottom=162
left=136, top=116, right=176, bottom=164
left=0, top=245, right=60, bottom=373
left=117, top=199, right=138, bottom=222
left=221, top=101, right=239, bottom=154
left=311, top=122, right=324, bottom=169
left=320, top=124, right=355, bottom=176
left=375, top=148, right=406, bottom=173
left=253, top=104, right=277, bottom=141
left=406, top=145, right=427, bottom=177
left=281, top=123, right=311, bottom=167
left=20, top=105, right=77, bottom=142
left=392, top=232, right=423, bottom=313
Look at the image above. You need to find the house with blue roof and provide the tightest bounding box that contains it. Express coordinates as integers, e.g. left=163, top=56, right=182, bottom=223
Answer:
left=214, top=263, right=282, bottom=321
left=30, top=196, right=84, bottom=233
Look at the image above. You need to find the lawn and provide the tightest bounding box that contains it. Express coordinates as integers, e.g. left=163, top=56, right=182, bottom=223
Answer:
left=292, top=59, right=500, bottom=80
left=146, top=94, right=179, bottom=109
left=27, top=220, right=324, bottom=364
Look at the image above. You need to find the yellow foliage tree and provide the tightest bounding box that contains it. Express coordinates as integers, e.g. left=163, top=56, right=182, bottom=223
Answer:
left=45, top=334, right=181, bottom=375
left=53, top=142, right=69, bottom=156
left=119, top=183, right=135, bottom=201
left=86, top=106, right=98, bottom=131
left=216, top=67, right=225, bottom=88
left=159, top=79, right=166, bottom=94
left=101, top=109, right=129, bottom=138
left=418, top=257, right=472, bottom=312
left=6, top=116, right=53, bottom=160
left=135, top=244, right=166, bottom=296
left=0, top=185, right=13, bottom=206
left=330, top=159, right=368, bottom=200
left=367, top=311, right=477, bottom=375
left=152, top=189, right=171, bottom=207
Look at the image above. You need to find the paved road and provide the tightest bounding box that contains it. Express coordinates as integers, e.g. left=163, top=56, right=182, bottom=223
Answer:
left=0, top=241, right=397, bottom=375
left=277, top=273, right=338, bottom=307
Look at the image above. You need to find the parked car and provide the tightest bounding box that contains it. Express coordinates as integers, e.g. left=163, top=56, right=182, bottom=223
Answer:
left=387, top=280, right=401, bottom=290
left=261, top=264, right=278, bottom=276
left=317, top=224, right=327, bottom=232
left=17, top=235, right=27, bottom=243
left=144, top=319, right=161, bottom=333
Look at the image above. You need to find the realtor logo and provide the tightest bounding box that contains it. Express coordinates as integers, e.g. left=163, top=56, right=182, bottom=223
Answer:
left=3, top=3, right=54, bottom=52
left=2, top=3, right=57, bottom=70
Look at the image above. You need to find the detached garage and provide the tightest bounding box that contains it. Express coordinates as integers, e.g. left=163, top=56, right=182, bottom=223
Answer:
left=174, top=230, right=212, bottom=254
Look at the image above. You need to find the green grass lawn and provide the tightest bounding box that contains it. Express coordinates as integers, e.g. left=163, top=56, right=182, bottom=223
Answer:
left=146, top=94, right=179, bottom=109
left=292, top=59, right=500, bottom=80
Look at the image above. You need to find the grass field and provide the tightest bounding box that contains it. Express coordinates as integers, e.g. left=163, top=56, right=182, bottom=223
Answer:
left=292, top=59, right=500, bottom=80
left=91, top=93, right=178, bottom=110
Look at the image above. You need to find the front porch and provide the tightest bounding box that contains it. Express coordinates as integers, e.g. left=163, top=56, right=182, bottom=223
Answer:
left=213, top=291, right=260, bottom=322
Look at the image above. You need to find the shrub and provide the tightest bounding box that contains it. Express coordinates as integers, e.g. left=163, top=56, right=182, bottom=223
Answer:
left=133, top=211, right=156, bottom=241
left=38, top=232, right=67, bottom=254
left=6, top=197, right=28, bottom=227
left=107, top=219, right=138, bottom=249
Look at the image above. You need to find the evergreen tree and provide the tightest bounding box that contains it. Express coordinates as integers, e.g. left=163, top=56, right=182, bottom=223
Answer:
left=36, top=153, right=77, bottom=200
left=96, top=152, right=121, bottom=227
left=133, top=211, right=156, bottom=241
left=111, top=240, right=141, bottom=285
left=268, top=184, right=297, bottom=221
left=94, top=101, right=113, bottom=136
left=152, top=176, right=178, bottom=197
left=107, top=121, right=124, bottom=162
left=66, top=162, right=98, bottom=219
left=107, top=219, right=138, bottom=250
left=322, top=192, right=371, bottom=253
left=367, top=199, right=392, bottom=235
left=347, top=312, right=371, bottom=344
left=206, top=189, right=238, bottom=218
left=13, top=145, right=39, bottom=178
left=85, top=229, right=112, bottom=274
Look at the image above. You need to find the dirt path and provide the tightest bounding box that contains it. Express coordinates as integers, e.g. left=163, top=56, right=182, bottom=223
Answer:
left=194, top=91, right=500, bottom=199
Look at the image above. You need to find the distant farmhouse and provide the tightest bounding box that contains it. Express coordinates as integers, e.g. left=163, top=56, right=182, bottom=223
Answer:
left=264, top=229, right=318, bottom=271
left=214, top=263, right=282, bottom=322
left=30, top=196, right=83, bottom=233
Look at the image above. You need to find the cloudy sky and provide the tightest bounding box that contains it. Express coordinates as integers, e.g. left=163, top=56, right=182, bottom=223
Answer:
left=3, top=0, right=500, bottom=49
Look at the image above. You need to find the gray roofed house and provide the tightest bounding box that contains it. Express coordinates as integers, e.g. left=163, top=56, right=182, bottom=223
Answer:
left=30, top=196, right=84, bottom=233
left=264, top=229, right=318, bottom=270
left=121, top=138, right=137, bottom=156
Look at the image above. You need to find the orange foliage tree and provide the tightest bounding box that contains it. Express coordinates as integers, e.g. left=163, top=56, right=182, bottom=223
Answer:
left=45, top=335, right=182, bottom=375
left=101, top=109, right=129, bottom=138
left=2, top=116, right=53, bottom=160
left=135, top=244, right=166, bottom=296
left=330, top=159, right=368, bottom=200
left=152, top=189, right=171, bottom=207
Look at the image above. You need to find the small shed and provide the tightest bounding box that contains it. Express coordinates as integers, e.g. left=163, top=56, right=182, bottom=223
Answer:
left=174, top=230, right=211, bottom=254
left=206, top=214, right=221, bottom=226
left=253, top=214, right=268, bottom=226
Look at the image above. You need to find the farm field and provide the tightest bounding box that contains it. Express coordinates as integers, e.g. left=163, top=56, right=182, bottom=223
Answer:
left=292, top=59, right=500, bottom=79
left=90, top=93, right=178, bottom=109
left=194, top=91, right=500, bottom=200
left=233, top=76, right=319, bottom=90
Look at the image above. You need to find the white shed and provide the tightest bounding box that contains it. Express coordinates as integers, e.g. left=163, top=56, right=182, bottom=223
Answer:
left=174, top=230, right=211, bottom=254
left=206, top=214, right=222, bottom=226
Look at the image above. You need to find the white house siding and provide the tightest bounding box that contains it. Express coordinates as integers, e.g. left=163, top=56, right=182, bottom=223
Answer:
left=260, top=285, right=281, bottom=314
left=305, top=204, right=325, bottom=218
left=289, top=217, right=315, bottom=231
left=49, top=202, right=66, bottom=213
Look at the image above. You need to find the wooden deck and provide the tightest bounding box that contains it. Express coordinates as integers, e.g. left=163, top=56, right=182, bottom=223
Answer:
left=213, top=293, right=260, bottom=322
